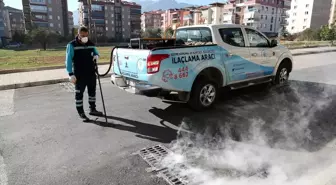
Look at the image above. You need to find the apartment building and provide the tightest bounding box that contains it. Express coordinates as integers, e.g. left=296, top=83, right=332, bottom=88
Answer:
left=287, top=0, right=332, bottom=34
left=330, top=0, right=336, bottom=25
left=21, top=0, right=69, bottom=37
left=221, top=0, right=291, bottom=34
left=68, top=11, right=74, bottom=36
left=141, top=10, right=162, bottom=31
left=3, top=6, right=25, bottom=38
left=0, top=0, right=5, bottom=46
left=78, top=0, right=141, bottom=41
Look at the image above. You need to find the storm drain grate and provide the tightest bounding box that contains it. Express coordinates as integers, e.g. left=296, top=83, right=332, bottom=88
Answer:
left=59, top=82, right=76, bottom=92
left=137, top=145, right=189, bottom=185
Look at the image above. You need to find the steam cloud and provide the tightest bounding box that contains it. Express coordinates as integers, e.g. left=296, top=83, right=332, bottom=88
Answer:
left=161, top=82, right=336, bottom=185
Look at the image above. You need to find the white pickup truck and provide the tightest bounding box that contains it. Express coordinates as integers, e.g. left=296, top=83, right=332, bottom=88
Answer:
left=110, top=24, right=293, bottom=111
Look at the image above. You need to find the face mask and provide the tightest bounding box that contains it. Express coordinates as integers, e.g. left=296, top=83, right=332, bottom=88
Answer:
left=80, top=37, right=88, bottom=43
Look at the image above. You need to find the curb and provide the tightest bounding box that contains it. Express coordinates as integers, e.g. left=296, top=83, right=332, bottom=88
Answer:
left=0, top=75, right=111, bottom=91
left=291, top=49, right=336, bottom=56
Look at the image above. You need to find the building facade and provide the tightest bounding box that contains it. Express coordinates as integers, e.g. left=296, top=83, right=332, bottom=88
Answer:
left=287, top=0, right=332, bottom=34
left=0, top=0, right=5, bottom=46
left=141, top=11, right=162, bottom=31
left=221, top=0, right=291, bottom=34
left=68, top=11, right=74, bottom=36
left=78, top=0, right=141, bottom=42
left=4, top=6, right=25, bottom=38
left=21, top=0, right=69, bottom=36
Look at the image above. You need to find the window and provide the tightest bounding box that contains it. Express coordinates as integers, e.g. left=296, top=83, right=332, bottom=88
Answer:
left=57, top=16, right=60, bottom=20
left=305, top=11, right=309, bottom=15
left=105, top=20, right=108, bottom=24
left=106, top=27, right=108, bottom=31
left=291, top=26, right=294, bottom=30
left=262, top=6, right=264, bottom=11
left=49, top=15, right=52, bottom=19
left=270, top=24, right=273, bottom=31
left=266, top=7, right=268, bottom=11
left=176, top=27, right=212, bottom=43
left=30, top=5, right=48, bottom=12
left=261, top=15, right=263, bottom=19
left=304, top=18, right=307, bottom=22
left=306, top=4, right=309, bottom=7
left=30, top=0, right=46, bottom=3
left=265, top=15, right=267, bottom=20
left=303, top=26, right=306, bottom=29
left=293, top=12, right=296, bottom=16
left=219, top=28, right=245, bottom=47
left=91, top=5, right=103, bottom=11
left=294, top=5, right=297, bottom=9
left=48, top=0, right=51, bottom=4
left=48, top=7, right=52, bottom=11
left=245, top=28, right=269, bottom=47
left=58, top=23, right=61, bottom=28
left=49, top=23, right=53, bottom=27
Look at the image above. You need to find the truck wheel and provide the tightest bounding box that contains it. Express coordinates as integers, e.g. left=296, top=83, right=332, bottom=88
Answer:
left=188, top=80, right=218, bottom=111
left=274, top=62, right=290, bottom=85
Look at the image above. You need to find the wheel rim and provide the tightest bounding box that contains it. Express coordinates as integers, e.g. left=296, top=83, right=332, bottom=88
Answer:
left=200, top=84, right=216, bottom=107
left=279, top=68, right=288, bottom=84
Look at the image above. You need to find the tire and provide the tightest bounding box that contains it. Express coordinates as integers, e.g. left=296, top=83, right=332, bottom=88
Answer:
left=274, top=62, right=290, bottom=85
left=188, top=79, right=218, bottom=111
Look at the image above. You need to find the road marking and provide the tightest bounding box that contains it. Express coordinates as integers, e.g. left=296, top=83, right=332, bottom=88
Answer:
left=0, top=90, right=15, bottom=117
left=0, top=155, right=8, bottom=185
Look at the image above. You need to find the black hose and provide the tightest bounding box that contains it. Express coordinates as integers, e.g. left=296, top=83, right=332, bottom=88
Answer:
left=97, top=46, right=117, bottom=77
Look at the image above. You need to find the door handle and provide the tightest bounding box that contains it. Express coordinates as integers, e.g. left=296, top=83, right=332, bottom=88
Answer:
left=251, top=53, right=258, bottom=57
left=226, top=53, right=233, bottom=57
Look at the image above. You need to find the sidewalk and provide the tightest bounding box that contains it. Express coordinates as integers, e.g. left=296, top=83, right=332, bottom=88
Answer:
left=1, top=47, right=336, bottom=91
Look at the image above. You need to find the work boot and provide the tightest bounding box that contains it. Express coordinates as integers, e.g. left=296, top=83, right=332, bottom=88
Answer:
left=89, top=108, right=104, bottom=116
left=79, top=113, right=91, bottom=122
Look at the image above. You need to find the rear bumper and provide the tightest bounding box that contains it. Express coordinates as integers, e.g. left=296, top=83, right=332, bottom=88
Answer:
left=111, top=74, right=162, bottom=96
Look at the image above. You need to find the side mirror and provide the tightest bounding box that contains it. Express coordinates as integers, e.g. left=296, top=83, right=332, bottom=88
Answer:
left=270, top=39, right=278, bottom=47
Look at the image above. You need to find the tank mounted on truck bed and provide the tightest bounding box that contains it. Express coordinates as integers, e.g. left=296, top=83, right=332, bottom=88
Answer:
left=110, top=24, right=293, bottom=111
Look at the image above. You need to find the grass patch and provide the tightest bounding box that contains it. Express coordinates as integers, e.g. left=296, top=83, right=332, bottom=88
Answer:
left=0, top=46, right=113, bottom=71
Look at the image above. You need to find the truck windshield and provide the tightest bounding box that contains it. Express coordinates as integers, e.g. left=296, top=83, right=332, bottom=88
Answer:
left=176, top=28, right=212, bottom=43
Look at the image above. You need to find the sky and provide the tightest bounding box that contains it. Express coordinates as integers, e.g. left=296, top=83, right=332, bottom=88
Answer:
left=3, top=0, right=218, bottom=12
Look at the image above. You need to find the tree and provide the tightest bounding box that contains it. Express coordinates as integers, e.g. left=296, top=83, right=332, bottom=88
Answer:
left=297, top=28, right=320, bottom=41
left=162, top=27, right=174, bottom=38
left=30, top=28, right=59, bottom=50
left=141, top=28, right=162, bottom=38
left=11, top=30, right=26, bottom=43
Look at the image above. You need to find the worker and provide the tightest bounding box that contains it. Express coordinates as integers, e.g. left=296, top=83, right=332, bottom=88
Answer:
left=65, top=26, right=103, bottom=122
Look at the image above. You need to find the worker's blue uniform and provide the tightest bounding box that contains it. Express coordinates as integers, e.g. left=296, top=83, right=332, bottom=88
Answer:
left=65, top=37, right=99, bottom=114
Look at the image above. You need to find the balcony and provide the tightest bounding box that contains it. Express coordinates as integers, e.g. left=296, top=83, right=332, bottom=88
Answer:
left=283, top=0, right=291, bottom=9
left=281, top=12, right=289, bottom=18
left=280, top=20, right=288, bottom=26
left=92, top=19, right=105, bottom=25
left=223, top=14, right=234, bottom=22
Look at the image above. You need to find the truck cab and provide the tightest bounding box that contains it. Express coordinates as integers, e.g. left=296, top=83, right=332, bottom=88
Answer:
left=111, top=24, right=293, bottom=111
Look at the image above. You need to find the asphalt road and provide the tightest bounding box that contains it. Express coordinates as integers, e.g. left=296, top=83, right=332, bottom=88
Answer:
left=1, top=52, right=336, bottom=185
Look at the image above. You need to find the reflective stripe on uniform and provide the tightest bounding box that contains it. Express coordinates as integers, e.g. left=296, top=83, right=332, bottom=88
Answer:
left=75, top=90, right=80, bottom=93
left=76, top=103, right=83, bottom=107
left=76, top=100, right=83, bottom=103
left=89, top=96, right=96, bottom=102
left=73, top=46, right=96, bottom=50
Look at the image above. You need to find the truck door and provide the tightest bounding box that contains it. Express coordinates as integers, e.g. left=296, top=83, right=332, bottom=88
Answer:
left=243, top=28, right=276, bottom=77
left=217, top=27, right=260, bottom=84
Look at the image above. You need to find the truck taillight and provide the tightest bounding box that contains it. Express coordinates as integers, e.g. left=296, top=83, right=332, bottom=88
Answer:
left=147, top=54, right=170, bottom=74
